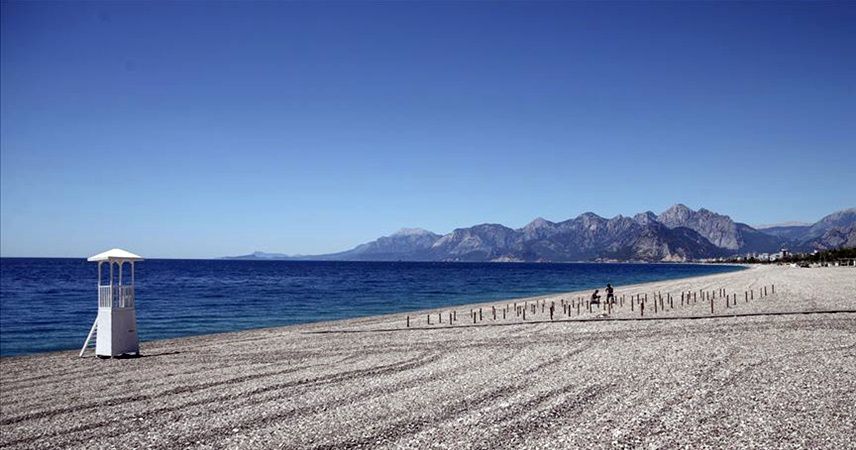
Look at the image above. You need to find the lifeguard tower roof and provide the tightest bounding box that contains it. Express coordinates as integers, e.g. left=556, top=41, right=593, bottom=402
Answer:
left=87, top=248, right=144, bottom=262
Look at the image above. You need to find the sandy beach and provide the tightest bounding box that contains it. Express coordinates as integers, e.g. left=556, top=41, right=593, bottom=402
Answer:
left=1, top=264, right=854, bottom=449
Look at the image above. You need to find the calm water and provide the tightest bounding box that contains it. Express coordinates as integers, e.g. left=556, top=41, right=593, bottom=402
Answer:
left=0, top=258, right=743, bottom=356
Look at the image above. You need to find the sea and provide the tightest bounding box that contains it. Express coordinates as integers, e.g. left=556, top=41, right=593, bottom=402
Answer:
left=0, top=258, right=744, bottom=356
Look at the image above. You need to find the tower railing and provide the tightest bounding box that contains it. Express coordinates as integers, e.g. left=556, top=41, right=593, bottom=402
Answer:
left=98, top=285, right=135, bottom=308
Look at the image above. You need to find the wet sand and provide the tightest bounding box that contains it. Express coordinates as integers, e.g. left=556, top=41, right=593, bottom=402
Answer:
left=1, top=264, right=854, bottom=449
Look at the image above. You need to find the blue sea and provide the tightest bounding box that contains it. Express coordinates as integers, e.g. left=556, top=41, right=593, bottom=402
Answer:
left=0, top=259, right=743, bottom=356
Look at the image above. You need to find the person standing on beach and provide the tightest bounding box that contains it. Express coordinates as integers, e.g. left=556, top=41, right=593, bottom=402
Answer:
left=606, top=284, right=615, bottom=303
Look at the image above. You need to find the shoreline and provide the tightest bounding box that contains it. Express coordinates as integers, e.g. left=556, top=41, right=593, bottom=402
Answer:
left=2, top=264, right=854, bottom=449
left=0, top=262, right=747, bottom=359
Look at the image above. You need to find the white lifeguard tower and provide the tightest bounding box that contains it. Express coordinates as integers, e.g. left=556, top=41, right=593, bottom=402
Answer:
left=79, top=249, right=144, bottom=358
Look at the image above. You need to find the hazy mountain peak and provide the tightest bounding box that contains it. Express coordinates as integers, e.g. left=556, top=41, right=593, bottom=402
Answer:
left=525, top=217, right=554, bottom=228
left=756, top=221, right=811, bottom=229
left=219, top=251, right=291, bottom=260
left=660, top=204, right=694, bottom=222
left=577, top=212, right=604, bottom=220
left=391, top=228, right=436, bottom=237
left=634, top=211, right=658, bottom=225
left=520, top=217, right=557, bottom=240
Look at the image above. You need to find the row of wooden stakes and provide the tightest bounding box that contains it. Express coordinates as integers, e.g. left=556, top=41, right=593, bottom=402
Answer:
left=405, top=284, right=777, bottom=328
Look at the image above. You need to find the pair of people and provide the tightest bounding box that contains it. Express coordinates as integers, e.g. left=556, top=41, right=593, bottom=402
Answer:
left=591, top=284, right=615, bottom=304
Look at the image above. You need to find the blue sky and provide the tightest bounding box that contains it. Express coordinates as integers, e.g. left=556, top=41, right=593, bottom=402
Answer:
left=2, top=1, right=854, bottom=258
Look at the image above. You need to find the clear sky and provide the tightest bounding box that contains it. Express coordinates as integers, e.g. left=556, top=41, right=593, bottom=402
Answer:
left=2, top=1, right=855, bottom=258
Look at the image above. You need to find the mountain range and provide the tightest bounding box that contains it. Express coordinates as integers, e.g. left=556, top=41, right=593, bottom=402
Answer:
left=227, top=205, right=856, bottom=262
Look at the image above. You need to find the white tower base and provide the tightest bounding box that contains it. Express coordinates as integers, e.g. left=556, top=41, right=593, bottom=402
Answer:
left=95, top=307, right=139, bottom=357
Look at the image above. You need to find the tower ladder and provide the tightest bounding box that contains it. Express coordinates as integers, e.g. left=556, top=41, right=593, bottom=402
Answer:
left=79, top=318, right=98, bottom=357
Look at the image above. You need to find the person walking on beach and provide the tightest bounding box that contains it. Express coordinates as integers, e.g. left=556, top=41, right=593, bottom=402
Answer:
left=591, top=289, right=601, bottom=304
left=606, top=284, right=615, bottom=304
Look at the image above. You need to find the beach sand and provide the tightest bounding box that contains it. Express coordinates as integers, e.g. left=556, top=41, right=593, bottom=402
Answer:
left=1, top=264, right=854, bottom=449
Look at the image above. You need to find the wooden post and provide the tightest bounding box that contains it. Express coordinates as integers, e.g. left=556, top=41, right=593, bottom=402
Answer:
left=407, top=316, right=410, bottom=328
left=745, top=291, right=748, bottom=303
left=772, top=284, right=775, bottom=294
left=503, top=309, right=507, bottom=320
left=640, top=300, right=644, bottom=317
left=449, top=311, right=453, bottom=323
left=710, top=296, right=713, bottom=314
left=631, top=294, right=635, bottom=312
left=764, top=286, right=767, bottom=296
left=751, top=290, right=754, bottom=300
left=550, top=304, right=554, bottom=320
left=439, top=312, right=442, bottom=323
left=479, top=308, right=483, bottom=321
left=523, top=306, right=527, bottom=320
left=681, top=291, right=684, bottom=306
left=428, top=314, right=431, bottom=325
left=493, top=306, right=496, bottom=320
left=654, top=295, right=658, bottom=313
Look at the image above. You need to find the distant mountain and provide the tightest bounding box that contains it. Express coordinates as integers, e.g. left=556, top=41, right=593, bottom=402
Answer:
left=778, top=208, right=856, bottom=252
left=800, top=225, right=856, bottom=251
left=427, top=224, right=519, bottom=261
left=657, top=204, right=740, bottom=249
left=799, top=208, right=856, bottom=243
left=317, top=228, right=441, bottom=261
left=756, top=221, right=811, bottom=229
left=757, top=225, right=811, bottom=241
left=655, top=204, right=781, bottom=252
left=226, top=205, right=856, bottom=262
left=751, top=208, right=856, bottom=252
left=226, top=251, right=293, bottom=260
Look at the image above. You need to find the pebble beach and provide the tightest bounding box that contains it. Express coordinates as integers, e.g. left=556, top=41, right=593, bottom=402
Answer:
left=1, top=264, right=854, bottom=449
